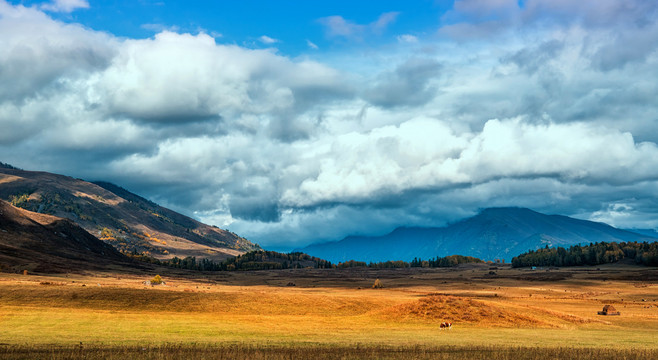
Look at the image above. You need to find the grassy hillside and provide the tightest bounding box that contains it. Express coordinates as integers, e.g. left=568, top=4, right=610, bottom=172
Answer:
left=0, top=166, right=260, bottom=261
left=0, top=200, right=132, bottom=273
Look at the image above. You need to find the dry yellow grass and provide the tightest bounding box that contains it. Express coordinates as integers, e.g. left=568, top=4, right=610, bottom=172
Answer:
left=0, top=264, right=656, bottom=353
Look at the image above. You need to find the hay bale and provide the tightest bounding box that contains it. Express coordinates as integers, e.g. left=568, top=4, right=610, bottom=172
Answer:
left=598, top=304, right=620, bottom=316
left=372, top=279, right=384, bottom=289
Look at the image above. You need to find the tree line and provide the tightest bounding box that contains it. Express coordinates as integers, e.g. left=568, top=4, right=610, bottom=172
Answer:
left=511, top=241, right=658, bottom=268
left=336, top=255, right=483, bottom=269
left=127, top=250, right=484, bottom=271
left=127, top=250, right=332, bottom=271
left=0, top=162, right=20, bottom=170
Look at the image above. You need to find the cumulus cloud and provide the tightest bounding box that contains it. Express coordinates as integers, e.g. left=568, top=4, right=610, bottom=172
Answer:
left=93, top=31, right=348, bottom=125
left=0, top=2, right=115, bottom=102
left=2, top=0, right=658, bottom=249
left=364, top=58, right=442, bottom=108
left=280, top=118, right=658, bottom=208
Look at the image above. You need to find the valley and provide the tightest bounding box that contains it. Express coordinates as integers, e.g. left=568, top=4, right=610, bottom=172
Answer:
left=1, top=164, right=657, bottom=358
left=1, top=264, right=657, bottom=359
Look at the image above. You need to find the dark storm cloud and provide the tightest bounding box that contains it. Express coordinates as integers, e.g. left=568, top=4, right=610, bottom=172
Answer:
left=229, top=198, right=280, bottom=222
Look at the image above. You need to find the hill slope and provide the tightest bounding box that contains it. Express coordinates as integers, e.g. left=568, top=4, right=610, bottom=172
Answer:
left=0, top=200, right=131, bottom=272
left=301, top=207, right=657, bottom=263
left=0, top=166, right=260, bottom=261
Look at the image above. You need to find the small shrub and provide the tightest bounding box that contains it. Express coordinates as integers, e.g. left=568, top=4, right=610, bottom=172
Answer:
left=150, top=274, right=163, bottom=285
left=372, top=279, right=383, bottom=289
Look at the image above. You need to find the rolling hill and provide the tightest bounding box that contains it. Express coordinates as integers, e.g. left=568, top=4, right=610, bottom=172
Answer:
left=301, top=207, right=658, bottom=263
left=0, top=199, right=132, bottom=272
left=0, top=164, right=260, bottom=261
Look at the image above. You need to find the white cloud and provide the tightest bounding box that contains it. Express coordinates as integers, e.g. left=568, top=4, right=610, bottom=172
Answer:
left=141, top=23, right=181, bottom=33
left=280, top=118, right=658, bottom=209
left=258, top=35, right=279, bottom=44
left=318, top=15, right=364, bottom=38
left=0, top=2, right=115, bottom=101
left=589, top=203, right=634, bottom=228
left=94, top=31, right=346, bottom=123
left=396, top=34, right=418, bottom=43
left=371, top=12, right=399, bottom=34
left=318, top=12, right=399, bottom=40
left=306, top=39, right=319, bottom=49
left=40, top=0, right=89, bottom=13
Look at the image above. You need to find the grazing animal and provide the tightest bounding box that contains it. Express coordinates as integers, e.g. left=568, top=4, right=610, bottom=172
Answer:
left=440, top=322, right=452, bottom=330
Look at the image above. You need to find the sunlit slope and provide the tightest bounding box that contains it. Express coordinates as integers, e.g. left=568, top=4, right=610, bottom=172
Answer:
left=0, top=165, right=260, bottom=261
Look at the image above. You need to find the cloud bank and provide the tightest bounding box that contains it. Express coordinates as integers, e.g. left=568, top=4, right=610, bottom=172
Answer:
left=2, top=0, right=658, bottom=249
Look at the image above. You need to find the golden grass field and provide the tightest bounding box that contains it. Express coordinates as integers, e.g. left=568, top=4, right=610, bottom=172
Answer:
left=0, top=263, right=657, bottom=359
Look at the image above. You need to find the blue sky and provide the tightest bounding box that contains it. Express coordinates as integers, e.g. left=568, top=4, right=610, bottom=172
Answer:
left=2, top=0, right=658, bottom=250
left=10, top=0, right=450, bottom=54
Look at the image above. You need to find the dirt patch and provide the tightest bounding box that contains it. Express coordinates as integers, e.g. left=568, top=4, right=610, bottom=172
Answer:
left=384, top=295, right=560, bottom=328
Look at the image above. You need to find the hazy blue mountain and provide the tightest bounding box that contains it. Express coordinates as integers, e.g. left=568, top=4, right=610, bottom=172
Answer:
left=625, top=228, right=658, bottom=238
left=300, top=207, right=657, bottom=263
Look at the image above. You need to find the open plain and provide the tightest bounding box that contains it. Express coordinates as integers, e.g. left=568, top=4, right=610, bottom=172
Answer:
left=1, top=263, right=657, bottom=359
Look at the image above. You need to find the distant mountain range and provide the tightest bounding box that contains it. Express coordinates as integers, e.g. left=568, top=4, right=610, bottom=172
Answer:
left=3, top=162, right=656, bottom=267
left=0, top=164, right=260, bottom=261
left=301, top=207, right=658, bottom=263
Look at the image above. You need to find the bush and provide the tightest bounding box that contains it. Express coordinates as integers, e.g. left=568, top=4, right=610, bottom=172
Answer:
left=150, top=275, right=163, bottom=285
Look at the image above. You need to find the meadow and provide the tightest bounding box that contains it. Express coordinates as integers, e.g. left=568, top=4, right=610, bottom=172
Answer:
left=0, top=264, right=657, bottom=359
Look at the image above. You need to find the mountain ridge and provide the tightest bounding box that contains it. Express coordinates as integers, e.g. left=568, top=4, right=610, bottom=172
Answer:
left=0, top=166, right=260, bottom=261
left=301, top=207, right=657, bottom=263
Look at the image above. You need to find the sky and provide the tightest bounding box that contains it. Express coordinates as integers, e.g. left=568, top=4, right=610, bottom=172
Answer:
left=2, top=0, right=658, bottom=251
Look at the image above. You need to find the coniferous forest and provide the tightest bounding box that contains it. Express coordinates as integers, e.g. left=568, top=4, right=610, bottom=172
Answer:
left=511, top=241, right=658, bottom=268
left=127, top=251, right=485, bottom=272
left=128, top=250, right=333, bottom=271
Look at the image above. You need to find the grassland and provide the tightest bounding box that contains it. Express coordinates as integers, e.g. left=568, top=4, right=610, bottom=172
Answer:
left=0, top=264, right=657, bottom=359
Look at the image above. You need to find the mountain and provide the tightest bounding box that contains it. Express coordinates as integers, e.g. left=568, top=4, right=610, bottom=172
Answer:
left=624, top=228, right=658, bottom=238
left=300, top=207, right=658, bottom=263
left=0, top=200, right=131, bottom=273
left=0, top=165, right=260, bottom=261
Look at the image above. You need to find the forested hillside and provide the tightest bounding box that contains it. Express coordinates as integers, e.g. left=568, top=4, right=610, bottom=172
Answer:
left=511, top=241, right=658, bottom=267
